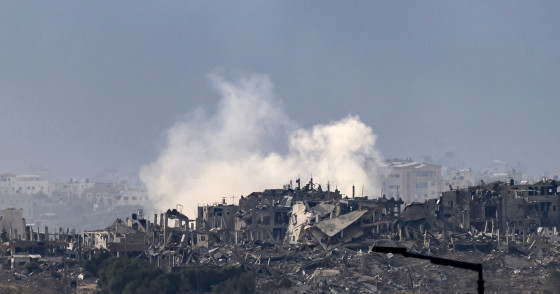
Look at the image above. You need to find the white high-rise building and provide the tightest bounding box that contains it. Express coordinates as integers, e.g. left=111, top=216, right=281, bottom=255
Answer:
left=381, top=160, right=442, bottom=203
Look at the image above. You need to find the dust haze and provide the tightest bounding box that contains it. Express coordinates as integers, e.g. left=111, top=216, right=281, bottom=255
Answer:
left=140, top=74, right=385, bottom=217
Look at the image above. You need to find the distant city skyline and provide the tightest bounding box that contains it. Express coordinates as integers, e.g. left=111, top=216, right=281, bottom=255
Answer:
left=2, top=155, right=554, bottom=184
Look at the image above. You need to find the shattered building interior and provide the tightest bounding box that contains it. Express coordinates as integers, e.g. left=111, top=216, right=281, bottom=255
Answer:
left=441, top=179, right=560, bottom=235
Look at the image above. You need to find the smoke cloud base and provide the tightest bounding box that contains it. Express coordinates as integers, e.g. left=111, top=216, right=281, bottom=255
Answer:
left=140, top=74, right=385, bottom=217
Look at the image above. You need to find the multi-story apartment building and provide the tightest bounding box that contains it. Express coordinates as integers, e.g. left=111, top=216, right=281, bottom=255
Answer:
left=444, top=168, right=477, bottom=190
left=114, top=186, right=149, bottom=206
left=0, top=174, right=50, bottom=196
left=51, top=179, right=94, bottom=199
left=81, top=182, right=149, bottom=207
left=381, top=159, right=442, bottom=203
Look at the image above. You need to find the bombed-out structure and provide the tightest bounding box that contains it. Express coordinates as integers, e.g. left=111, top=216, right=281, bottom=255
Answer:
left=440, top=179, right=560, bottom=235
left=3, top=176, right=560, bottom=293
left=192, top=177, right=560, bottom=251
left=195, top=178, right=404, bottom=249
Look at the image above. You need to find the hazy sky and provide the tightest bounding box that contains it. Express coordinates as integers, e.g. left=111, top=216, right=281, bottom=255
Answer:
left=1, top=1, right=559, bottom=180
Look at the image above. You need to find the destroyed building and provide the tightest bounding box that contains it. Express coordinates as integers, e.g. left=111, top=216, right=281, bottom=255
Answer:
left=228, top=178, right=343, bottom=244
left=235, top=194, right=291, bottom=244
left=84, top=208, right=193, bottom=259
left=194, top=178, right=406, bottom=249
left=196, top=201, right=237, bottom=244
left=0, top=208, right=26, bottom=241
left=84, top=218, right=146, bottom=254
left=300, top=196, right=404, bottom=250
left=192, top=177, right=560, bottom=255
left=3, top=177, right=560, bottom=293
left=0, top=207, right=83, bottom=274
left=440, top=179, right=560, bottom=235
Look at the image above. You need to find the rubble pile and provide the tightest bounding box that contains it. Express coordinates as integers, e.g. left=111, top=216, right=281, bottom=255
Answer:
left=152, top=229, right=560, bottom=293
left=2, top=178, right=560, bottom=292
left=0, top=256, right=96, bottom=294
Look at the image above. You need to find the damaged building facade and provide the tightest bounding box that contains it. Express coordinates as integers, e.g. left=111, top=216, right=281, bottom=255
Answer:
left=195, top=178, right=404, bottom=249
left=440, top=178, right=560, bottom=236
left=191, top=177, right=560, bottom=253
left=84, top=208, right=193, bottom=255
left=4, top=177, right=560, bottom=293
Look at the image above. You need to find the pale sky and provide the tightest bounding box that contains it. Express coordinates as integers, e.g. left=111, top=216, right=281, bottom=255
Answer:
left=1, top=1, right=559, bottom=180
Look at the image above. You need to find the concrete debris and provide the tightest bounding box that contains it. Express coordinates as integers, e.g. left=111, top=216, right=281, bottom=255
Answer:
left=503, top=255, right=531, bottom=269
left=1, top=178, right=560, bottom=292
left=314, top=210, right=368, bottom=237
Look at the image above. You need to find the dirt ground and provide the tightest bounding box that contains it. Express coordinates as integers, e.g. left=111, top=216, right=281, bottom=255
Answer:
left=0, top=266, right=97, bottom=294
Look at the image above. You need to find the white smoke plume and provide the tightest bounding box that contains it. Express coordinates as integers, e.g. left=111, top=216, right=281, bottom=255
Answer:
left=140, top=73, right=386, bottom=217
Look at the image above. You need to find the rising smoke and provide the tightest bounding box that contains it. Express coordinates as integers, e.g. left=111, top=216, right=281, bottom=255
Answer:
left=140, top=73, right=386, bottom=217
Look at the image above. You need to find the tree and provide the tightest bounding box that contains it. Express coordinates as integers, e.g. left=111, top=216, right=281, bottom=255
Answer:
left=95, top=257, right=255, bottom=294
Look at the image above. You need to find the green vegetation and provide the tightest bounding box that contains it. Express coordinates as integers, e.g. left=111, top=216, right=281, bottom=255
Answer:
left=83, top=249, right=111, bottom=277
left=179, top=265, right=255, bottom=294
left=87, top=255, right=255, bottom=294
left=97, top=258, right=180, bottom=294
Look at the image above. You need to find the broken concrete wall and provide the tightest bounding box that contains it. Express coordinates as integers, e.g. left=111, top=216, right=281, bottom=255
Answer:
left=0, top=208, right=26, bottom=240
left=285, top=201, right=314, bottom=244
left=312, top=210, right=368, bottom=249
left=197, top=204, right=237, bottom=232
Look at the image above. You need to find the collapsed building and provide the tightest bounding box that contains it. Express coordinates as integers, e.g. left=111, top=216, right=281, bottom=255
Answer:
left=3, top=177, right=559, bottom=260
left=191, top=177, right=560, bottom=254
left=84, top=208, right=193, bottom=256
left=195, top=178, right=404, bottom=249
left=285, top=196, right=404, bottom=250
left=196, top=201, right=237, bottom=245
left=187, top=178, right=560, bottom=292
left=195, top=178, right=346, bottom=245
left=0, top=208, right=26, bottom=241
left=2, top=177, right=560, bottom=293
left=440, top=179, right=560, bottom=235
left=0, top=208, right=82, bottom=272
